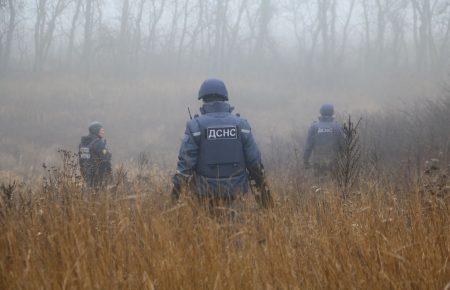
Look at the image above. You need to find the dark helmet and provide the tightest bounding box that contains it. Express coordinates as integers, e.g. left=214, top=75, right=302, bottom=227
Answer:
left=320, top=104, right=334, bottom=117
left=198, top=78, right=228, bottom=101
left=89, top=121, right=103, bottom=136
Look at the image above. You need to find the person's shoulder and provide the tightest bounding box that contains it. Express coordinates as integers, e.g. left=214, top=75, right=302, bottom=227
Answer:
left=186, top=116, right=200, bottom=128
left=333, top=120, right=343, bottom=128
left=310, top=120, right=319, bottom=127
left=234, top=113, right=252, bottom=129
left=81, top=135, right=91, bottom=143
left=185, top=116, right=202, bottom=136
left=231, top=111, right=245, bottom=121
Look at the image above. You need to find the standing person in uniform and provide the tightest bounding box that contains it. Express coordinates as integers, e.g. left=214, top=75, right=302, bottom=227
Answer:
left=303, top=104, right=344, bottom=182
left=79, top=122, right=112, bottom=188
left=171, top=78, right=272, bottom=208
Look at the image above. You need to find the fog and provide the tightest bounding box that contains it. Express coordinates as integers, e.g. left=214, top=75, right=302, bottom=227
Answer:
left=0, top=0, right=449, bottom=176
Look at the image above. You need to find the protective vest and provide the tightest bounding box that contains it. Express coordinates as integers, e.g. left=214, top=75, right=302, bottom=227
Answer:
left=194, top=114, right=246, bottom=179
left=312, top=118, right=342, bottom=162
left=78, top=135, right=99, bottom=182
left=315, top=121, right=337, bottom=147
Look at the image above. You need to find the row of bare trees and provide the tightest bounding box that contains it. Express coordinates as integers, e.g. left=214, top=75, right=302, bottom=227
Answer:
left=0, top=0, right=449, bottom=79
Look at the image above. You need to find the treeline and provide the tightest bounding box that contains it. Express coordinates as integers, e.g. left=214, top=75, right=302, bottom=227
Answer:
left=0, top=0, right=449, bottom=81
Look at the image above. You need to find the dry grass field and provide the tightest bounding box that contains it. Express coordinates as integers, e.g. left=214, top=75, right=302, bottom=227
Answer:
left=0, top=170, right=448, bottom=289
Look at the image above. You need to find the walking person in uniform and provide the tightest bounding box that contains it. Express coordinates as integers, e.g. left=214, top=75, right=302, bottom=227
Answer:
left=304, top=104, right=344, bottom=183
left=171, top=78, right=272, bottom=209
left=79, top=122, right=112, bottom=188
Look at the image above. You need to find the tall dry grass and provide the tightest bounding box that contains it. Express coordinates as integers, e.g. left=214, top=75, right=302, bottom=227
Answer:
left=0, top=166, right=448, bottom=289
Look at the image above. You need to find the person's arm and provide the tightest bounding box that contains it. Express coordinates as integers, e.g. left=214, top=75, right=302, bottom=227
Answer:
left=335, top=123, right=345, bottom=152
left=303, top=124, right=316, bottom=166
left=240, top=119, right=261, bottom=169
left=92, top=139, right=112, bottom=176
left=172, top=121, right=200, bottom=200
left=240, top=119, right=273, bottom=208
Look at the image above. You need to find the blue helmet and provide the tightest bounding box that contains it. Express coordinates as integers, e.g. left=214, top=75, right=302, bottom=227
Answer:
left=320, top=104, right=334, bottom=117
left=89, top=121, right=103, bottom=135
left=198, top=78, right=228, bottom=101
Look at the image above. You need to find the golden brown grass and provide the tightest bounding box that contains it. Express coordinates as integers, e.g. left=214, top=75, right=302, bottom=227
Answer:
left=0, top=175, right=448, bottom=289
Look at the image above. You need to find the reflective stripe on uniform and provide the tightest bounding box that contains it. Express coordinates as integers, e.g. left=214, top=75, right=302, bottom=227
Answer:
left=193, top=132, right=201, bottom=137
left=241, top=129, right=251, bottom=134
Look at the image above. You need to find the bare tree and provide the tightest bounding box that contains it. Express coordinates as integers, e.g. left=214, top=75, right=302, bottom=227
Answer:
left=165, top=0, right=180, bottom=54
left=387, top=1, right=409, bottom=69
left=82, top=0, right=96, bottom=74
left=360, top=0, right=372, bottom=70
left=2, top=0, right=17, bottom=71
left=119, top=0, right=130, bottom=58
left=176, top=0, right=191, bottom=65
left=374, top=0, right=387, bottom=65
left=254, top=0, right=274, bottom=59
left=439, top=6, right=450, bottom=68
left=186, top=0, right=205, bottom=60
left=411, top=0, right=440, bottom=72
left=33, top=0, right=71, bottom=71
left=0, top=0, right=448, bottom=78
left=317, top=0, right=332, bottom=72
left=212, top=0, right=229, bottom=71
left=336, top=0, right=356, bottom=67
left=227, top=0, right=248, bottom=66
left=146, top=0, right=166, bottom=55
left=67, top=0, right=82, bottom=67
left=133, top=0, right=146, bottom=62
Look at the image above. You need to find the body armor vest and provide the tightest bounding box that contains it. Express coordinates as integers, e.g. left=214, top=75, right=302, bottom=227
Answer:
left=313, top=120, right=340, bottom=162
left=194, top=114, right=246, bottom=179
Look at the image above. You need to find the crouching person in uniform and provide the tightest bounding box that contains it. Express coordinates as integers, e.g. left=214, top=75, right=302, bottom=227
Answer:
left=79, top=122, right=112, bottom=189
left=303, top=104, right=344, bottom=183
left=171, top=78, right=272, bottom=209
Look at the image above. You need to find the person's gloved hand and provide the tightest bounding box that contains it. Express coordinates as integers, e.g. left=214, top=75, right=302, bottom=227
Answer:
left=171, top=173, right=190, bottom=202
left=248, top=164, right=266, bottom=188
left=171, top=185, right=181, bottom=202
left=257, top=185, right=274, bottom=209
